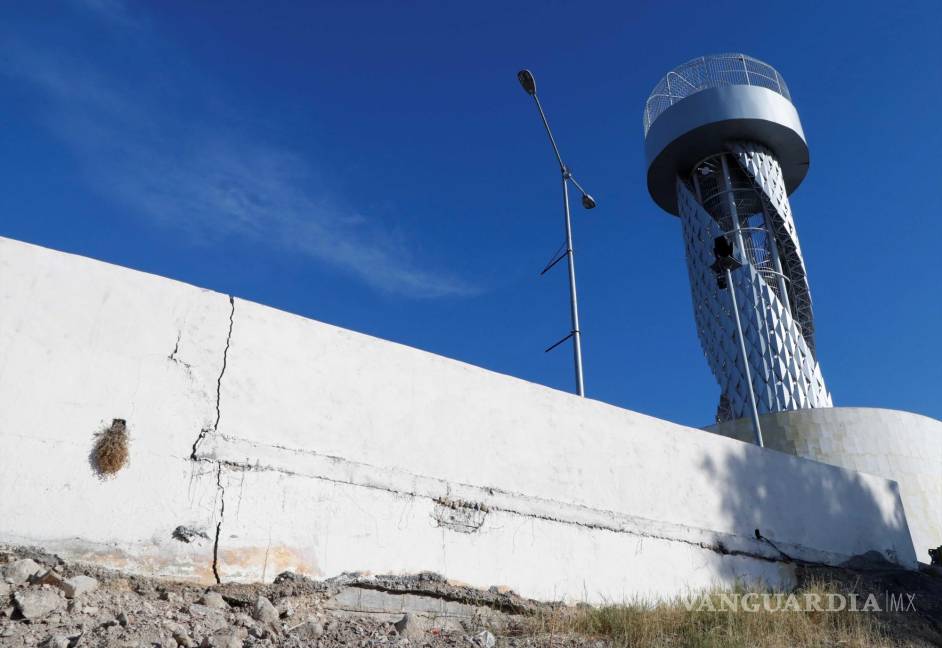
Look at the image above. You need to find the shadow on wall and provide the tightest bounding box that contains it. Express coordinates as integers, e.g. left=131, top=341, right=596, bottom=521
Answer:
left=706, top=408, right=942, bottom=564
left=699, top=438, right=913, bottom=580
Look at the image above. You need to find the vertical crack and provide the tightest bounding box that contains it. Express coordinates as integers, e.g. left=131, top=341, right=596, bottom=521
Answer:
left=168, top=331, right=182, bottom=361
left=190, top=295, right=235, bottom=460
left=213, top=295, right=235, bottom=433
left=212, top=463, right=226, bottom=584
left=185, top=294, right=235, bottom=584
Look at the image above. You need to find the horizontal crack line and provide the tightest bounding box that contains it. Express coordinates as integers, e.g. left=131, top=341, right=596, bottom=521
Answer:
left=196, top=434, right=850, bottom=568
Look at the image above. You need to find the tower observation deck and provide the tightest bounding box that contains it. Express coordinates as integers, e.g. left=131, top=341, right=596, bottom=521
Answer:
left=643, top=54, right=831, bottom=422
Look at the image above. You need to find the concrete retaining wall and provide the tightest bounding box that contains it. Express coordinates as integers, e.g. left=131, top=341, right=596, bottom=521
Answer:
left=0, top=237, right=919, bottom=602
left=707, top=408, right=941, bottom=563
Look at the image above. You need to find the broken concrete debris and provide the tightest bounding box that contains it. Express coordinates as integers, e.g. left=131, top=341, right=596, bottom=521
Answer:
left=432, top=497, right=489, bottom=534
left=287, top=619, right=323, bottom=640
left=0, top=545, right=558, bottom=647
left=60, top=574, right=99, bottom=598
left=42, top=634, right=72, bottom=648
left=199, top=591, right=228, bottom=610
left=393, top=612, right=428, bottom=641
left=251, top=596, right=279, bottom=626
left=170, top=622, right=197, bottom=648
left=13, top=588, right=65, bottom=620
left=2, top=558, right=43, bottom=585
left=32, top=569, right=66, bottom=588
left=200, top=627, right=247, bottom=648
left=172, top=526, right=212, bottom=544
left=9, top=570, right=99, bottom=621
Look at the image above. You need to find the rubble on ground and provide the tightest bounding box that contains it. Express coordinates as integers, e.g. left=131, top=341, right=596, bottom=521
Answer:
left=3, top=545, right=941, bottom=647
left=0, top=546, right=586, bottom=647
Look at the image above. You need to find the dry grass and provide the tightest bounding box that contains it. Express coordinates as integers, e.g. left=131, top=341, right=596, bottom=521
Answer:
left=91, top=418, right=129, bottom=476
left=524, top=581, right=915, bottom=648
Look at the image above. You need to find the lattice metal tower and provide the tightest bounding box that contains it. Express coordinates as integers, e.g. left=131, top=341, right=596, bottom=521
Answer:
left=642, top=54, right=832, bottom=423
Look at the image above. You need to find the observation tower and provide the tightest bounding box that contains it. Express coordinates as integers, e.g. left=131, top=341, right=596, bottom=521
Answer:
left=642, top=54, right=831, bottom=424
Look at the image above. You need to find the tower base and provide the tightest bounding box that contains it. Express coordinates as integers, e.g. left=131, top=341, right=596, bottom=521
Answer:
left=707, top=407, right=942, bottom=563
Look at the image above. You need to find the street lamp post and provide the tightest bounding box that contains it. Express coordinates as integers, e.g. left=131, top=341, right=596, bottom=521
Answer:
left=518, top=69, right=597, bottom=398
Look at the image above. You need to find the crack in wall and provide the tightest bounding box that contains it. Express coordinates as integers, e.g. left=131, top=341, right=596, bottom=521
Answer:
left=189, top=295, right=235, bottom=460
left=211, top=463, right=226, bottom=584
left=168, top=331, right=193, bottom=371
left=181, top=296, right=891, bottom=578
left=199, top=436, right=837, bottom=568
left=206, top=464, right=743, bottom=559
left=186, top=295, right=236, bottom=583
left=168, top=332, right=182, bottom=361
left=213, top=296, right=235, bottom=433
left=432, top=497, right=488, bottom=534
left=189, top=427, right=211, bottom=463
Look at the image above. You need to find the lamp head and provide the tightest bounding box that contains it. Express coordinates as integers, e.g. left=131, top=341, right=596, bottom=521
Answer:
left=517, top=69, right=537, bottom=95
left=581, top=193, right=597, bottom=210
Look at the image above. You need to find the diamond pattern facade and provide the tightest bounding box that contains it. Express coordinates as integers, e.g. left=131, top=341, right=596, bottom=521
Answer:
left=677, top=142, right=831, bottom=422
left=728, top=142, right=817, bottom=354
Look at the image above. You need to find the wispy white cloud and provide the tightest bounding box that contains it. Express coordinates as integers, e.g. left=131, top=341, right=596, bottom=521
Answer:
left=69, top=0, right=140, bottom=29
left=1, top=22, right=477, bottom=299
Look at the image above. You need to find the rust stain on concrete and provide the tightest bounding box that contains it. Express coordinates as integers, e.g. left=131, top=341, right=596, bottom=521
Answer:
left=54, top=545, right=217, bottom=584
left=218, top=545, right=320, bottom=582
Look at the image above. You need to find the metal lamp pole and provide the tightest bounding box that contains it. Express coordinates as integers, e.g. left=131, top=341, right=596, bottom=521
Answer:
left=518, top=69, right=597, bottom=397
left=725, top=268, right=764, bottom=447
left=711, top=235, right=764, bottom=447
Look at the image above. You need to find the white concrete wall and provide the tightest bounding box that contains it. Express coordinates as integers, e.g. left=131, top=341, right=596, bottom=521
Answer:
left=707, top=408, right=941, bottom=563
left=0, top=237, right=229, bottom=580
left=0, top=237, right=919, bottom=602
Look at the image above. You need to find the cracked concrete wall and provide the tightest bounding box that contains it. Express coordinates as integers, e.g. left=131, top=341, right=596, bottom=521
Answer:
left=0, top=236, right=920, bottom=602
left=706, top=408, right=942, bottom=564
left=0, top=237, right=226, bottom=579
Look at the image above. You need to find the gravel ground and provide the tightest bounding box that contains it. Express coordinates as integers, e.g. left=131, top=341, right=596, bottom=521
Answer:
left=3, top=546, right=941, bottom=647
left=0, top=546, right=596, bottom=648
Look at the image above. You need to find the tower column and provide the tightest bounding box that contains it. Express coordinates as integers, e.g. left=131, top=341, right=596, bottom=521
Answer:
left=643, top=54, right=832, bottom=423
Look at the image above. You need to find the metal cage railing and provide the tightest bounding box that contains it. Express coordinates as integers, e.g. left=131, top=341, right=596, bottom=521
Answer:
left=643, top=54, right=791, bottom=135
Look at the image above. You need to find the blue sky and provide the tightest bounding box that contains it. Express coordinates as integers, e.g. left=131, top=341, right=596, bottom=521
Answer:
left=2, top=0, right=939, bottom=426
